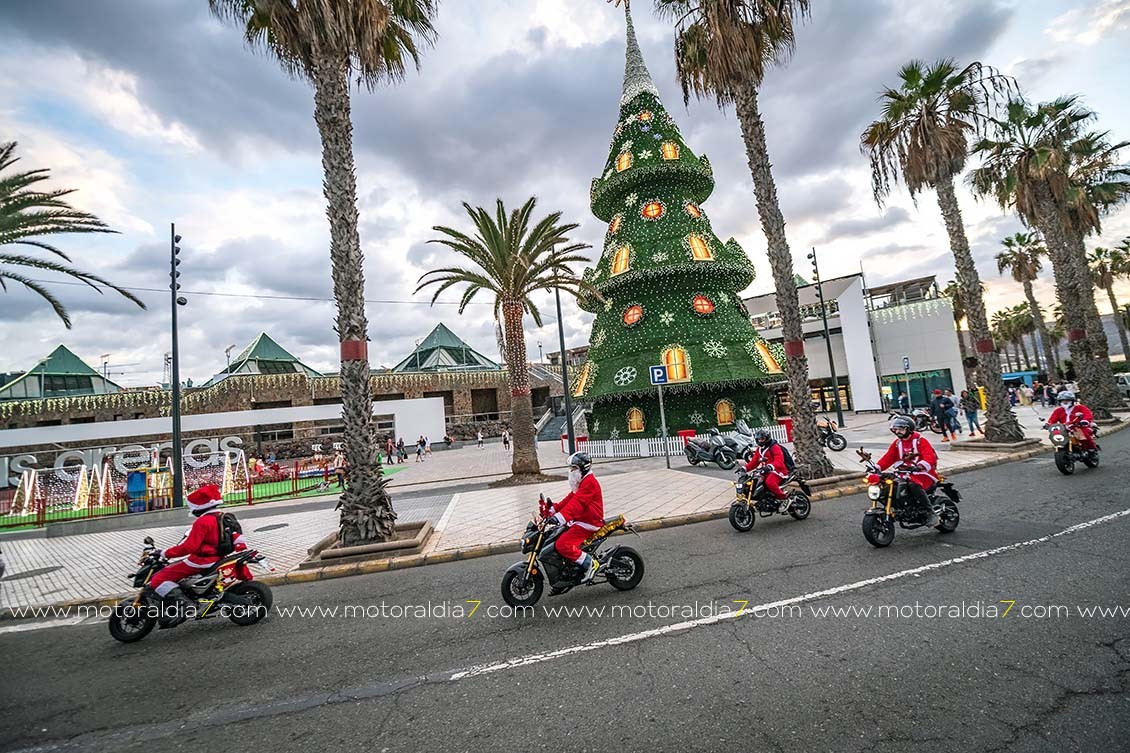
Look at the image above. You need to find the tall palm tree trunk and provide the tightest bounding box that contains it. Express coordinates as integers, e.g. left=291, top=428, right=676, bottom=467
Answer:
left=312, top=55, right=394, bottom=545
left=735, top=82, right=831, bottom=477
left=1022, top=278, right=1057, bottom=376
left=934, top=178, right=1024, bottom=441
left=1069, top=231, right=1122, bottom=412
left=1017, top=334, right=1030, bottom=369
left=1104, top=283, right=1130, bottom=360
left=501, top=300, right=541, bottom=475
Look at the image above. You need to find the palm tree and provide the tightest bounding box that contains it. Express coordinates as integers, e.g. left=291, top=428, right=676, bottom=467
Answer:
left=996, top=232, right=1056, bottom=374
left=654, top=0, right=832, bottom=478
left=861, top=58, right=1023, bottom=441
left=970, top=96, right=1124, bottom=415
left=420, top=198, right=594, bottom=477
left=941, top=279, right=974, bottom=386
left=1010, top=303, right=1034, bottom=369
left=0, top=141, right=144, bottom=327
left=1089, top=245, right=1130, bottom=358
left=992, top=309, right=1016, bottom=371
left=208, top=0, right=438, bottom=546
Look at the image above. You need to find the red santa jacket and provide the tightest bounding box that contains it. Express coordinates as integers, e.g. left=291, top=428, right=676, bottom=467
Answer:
left=551, top=473, right=605, bottom=531
left=744, top=443, right=789, bottom=476
left=163, top=511, right=247, bottom=568
left=1048, top=404, right=1093, bottom=427
left=877, top=432, right=939, bottom=489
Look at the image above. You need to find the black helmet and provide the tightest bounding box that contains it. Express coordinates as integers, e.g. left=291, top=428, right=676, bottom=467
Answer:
left=568, top=451, right=592, bottom=474
left=753, top=429, right=773, bottom=447
left=889, top=415, right=915, bottom=438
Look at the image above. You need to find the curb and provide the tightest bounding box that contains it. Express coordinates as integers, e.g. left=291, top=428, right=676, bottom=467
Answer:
left=0, top=436, right=1109, bottom=621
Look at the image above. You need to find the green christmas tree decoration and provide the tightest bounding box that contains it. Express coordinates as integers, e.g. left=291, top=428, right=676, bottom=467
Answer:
left=574, top=3, right=782, bottom=440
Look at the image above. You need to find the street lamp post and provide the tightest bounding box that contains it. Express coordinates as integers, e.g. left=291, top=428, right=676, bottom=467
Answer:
left=807, top=247, right=846, bottom=428
left=555, top=288, right=576, bottom=455
left=170, top=224, right=187, bottom=507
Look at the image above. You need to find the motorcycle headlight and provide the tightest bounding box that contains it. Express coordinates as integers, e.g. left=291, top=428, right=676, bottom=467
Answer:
left=868, top=485, right=882, bottom=500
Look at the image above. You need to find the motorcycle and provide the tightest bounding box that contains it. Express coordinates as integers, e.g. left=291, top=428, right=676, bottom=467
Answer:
left=857, top=449, right=961, bottom=548
left=684, top=428, right=738, bottom=470
left=108, top=536, right=274, bottom=643
left=1045, top=421, right=1100, bottom=475
left=816, top=417, right=848, bottom=452
left=889, top=409, right=943, bottom=435
left=729, top=419, right=758, bottom=460
left=728, top=465, right=812, bottom=531
left=500, top=495, right=645, bottom=608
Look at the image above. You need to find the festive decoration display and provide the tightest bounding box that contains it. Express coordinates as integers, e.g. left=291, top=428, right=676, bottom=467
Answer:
left=574, top=4, right=777, bottom=439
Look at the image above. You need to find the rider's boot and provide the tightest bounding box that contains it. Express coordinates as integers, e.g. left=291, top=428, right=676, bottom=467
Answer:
left=580, top=554, right=602, bottom=584
left=158, top=587, right=196, bottom=629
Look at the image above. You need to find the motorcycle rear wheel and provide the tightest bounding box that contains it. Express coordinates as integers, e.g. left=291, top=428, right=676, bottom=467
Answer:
left=788, top=493, right=811, bottom=520
left=108, top=601, right=157, bottom=643
left=605, top=548, right=645, bottom=591
left=226, top=582, right=273, bottom=625
left=685, top=450, right=700, bottom=466
left=1054, top=450, right=1075, bottom=475
left=715, top=450, right=737, bottom=471
left=728, top=502, right=755, bottom=532
left=501, top=569, right=544, bottom=608
left=826, top=433, right=848, bottom=452
left=934, top=500, right=959, bottom=533
left=929, top=422, right=944, bottom=435
left=862, top=513, right=895, bottom=548
left=1082, top=452, right=1100, bottom=469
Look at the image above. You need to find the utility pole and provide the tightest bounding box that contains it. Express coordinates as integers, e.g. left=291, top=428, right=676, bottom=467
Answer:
left=170, top=224, right=187, bottom=507
left=555, top=288, right=576, bottom=454
left=807, top=247, right=846, bottom=428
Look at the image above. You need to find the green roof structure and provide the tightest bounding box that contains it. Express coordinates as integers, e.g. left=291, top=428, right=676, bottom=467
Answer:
left=391, top=324, right=499, bottom=372
left=205, top=332, right=323, bottom=385
left=0, top=345, right=121, bottom=401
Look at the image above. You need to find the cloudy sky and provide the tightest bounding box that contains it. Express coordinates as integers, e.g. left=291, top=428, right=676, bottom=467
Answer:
left=1, top=0, right=1128, bottom=386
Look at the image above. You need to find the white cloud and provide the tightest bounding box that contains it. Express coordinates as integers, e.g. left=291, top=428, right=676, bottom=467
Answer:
left=1046, top=0, right=1130, bottom=45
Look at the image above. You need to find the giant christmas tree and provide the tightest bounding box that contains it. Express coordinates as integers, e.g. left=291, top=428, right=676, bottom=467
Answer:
left=572, top=4, right=784, bottom=441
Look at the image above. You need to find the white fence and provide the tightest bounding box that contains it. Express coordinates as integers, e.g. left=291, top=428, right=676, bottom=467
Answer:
left=576, top=425, right=790, bottom=459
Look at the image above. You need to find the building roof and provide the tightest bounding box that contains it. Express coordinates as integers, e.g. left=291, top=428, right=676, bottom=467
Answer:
left=207, top=332, right=323, bottom=385
left=0, top=345, right=120, bottom=400
left=391, top=324, right=500, bottom=372
left=744, top=273, right=862, bottom=315
left=867, top=275, right=938, bottom=298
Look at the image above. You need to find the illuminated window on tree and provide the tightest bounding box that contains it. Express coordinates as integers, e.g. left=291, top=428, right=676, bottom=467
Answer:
left=623, top=305, right=643, bottom=326
left=756, top=341, right=784, bottom=374
left=639, top=111, right=654, bottom=122
left=609, top=214, right=623, bottom=235
left=663, top=347, right=690, bottom=383
left=684, top=202, right=702, bottom=219
left=616, top=152, right=632, bottom=172
left=661, top=141, right=679, bottom=160
left=611, top=246, right=631, bottom=276
left=692, top=295, right=715, bottom=315
left=641, top=201, right=664, bottom=220
left=627, top=408, right=645, bottom=433
left=688, top=235, right=713, bottom=261
left=573, top=362, right=592, bottom=397
left=715, top=400, right=735, bottom=426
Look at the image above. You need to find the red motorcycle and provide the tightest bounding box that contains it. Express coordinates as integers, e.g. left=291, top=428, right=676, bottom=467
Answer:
left=1045, top=420, right=1099, bottom=475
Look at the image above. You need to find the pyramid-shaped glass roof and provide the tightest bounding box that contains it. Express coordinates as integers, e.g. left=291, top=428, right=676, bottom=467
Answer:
left=391, top=324, right=500, bottom=372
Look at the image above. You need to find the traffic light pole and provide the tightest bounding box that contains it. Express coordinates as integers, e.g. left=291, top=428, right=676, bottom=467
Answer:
left=170, top=224, right=184, bottom=507
left=808, top=247, right=846, bottom=429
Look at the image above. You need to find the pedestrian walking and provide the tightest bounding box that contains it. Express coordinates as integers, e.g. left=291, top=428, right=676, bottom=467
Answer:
left=959, top=390, right=984, bottom=437
left=397, top=438, right=407, bottom=463
left=897, top=391, right=910, bottom=413
left=425, top=435, right=432, bottom=456
left=943, top=389, right=963, bottom=435
left=929, top=389, right=954, bottom=442
left=415, top=436, right=425, bottom=462
left=501, top=428, right=511, bottom=451
left=476, top=430, right=484, bottom=449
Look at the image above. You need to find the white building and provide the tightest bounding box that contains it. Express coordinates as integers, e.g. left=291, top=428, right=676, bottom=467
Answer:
left=743, top=274, right=967, bottom=414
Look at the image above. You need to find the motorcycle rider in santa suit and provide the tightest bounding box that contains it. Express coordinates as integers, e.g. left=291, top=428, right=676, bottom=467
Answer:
left=742, top=429, right=789, bottom=502
left=877, top=415, right=942, bottom=526
left=1044, top=391, right=1098, bottom=451
left=542, top=452, right=605, bottom=583
left=148, top=484, right=247, bottom=628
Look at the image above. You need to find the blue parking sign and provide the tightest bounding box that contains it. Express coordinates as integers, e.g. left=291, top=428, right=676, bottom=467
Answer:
left=649, top=365, right=668, bottom=385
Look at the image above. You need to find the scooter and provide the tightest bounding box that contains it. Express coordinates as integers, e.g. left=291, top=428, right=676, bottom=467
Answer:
left=684, top=428, right=738, bottom=470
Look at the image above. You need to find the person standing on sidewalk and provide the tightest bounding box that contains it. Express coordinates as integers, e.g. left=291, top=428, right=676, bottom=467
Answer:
left=929, top=390, right=954, bottom=443
left=502, top=428, right=511, bottom=451
left=959, top=390, right=984, bottom=437
left=476, top=430, right=484, bottom=449
left=897, top=391, right=910, bottom=414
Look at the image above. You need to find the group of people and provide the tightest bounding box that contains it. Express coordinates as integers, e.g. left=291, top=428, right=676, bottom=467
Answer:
left=929, top=388, right=984, bottom=442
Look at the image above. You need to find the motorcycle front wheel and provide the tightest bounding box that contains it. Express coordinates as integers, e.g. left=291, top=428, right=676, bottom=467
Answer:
left=108, top=599, right=157, bottom=643
left=605, top=547, right=645, bottom=591
left=225, top=582, right=273, bottom=625
left=826, top=433, right=848, bottom=452
left=1054, top=450, right=1075, bottom=475
left=501, top=568, right=544, bottom=608
left=1082, top=451, right=1100, bottom=469
left=862, top=512, right=895, bottom=548
left=715, top=450, right=737, bottom=471
left=728, top=502, right=755, bottom=532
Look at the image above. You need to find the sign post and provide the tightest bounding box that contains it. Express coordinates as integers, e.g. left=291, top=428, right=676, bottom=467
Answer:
left=902, top=356, right=912, bottom=410
left=649, top=365, right=670, bottom=469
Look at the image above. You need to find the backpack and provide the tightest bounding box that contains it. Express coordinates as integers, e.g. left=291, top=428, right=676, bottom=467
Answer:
left=214, top=511, right=242, bottom=557
left=778, top=443, right=797, bottom=473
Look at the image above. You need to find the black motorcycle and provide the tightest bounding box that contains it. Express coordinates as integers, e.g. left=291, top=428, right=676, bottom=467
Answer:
left=684, top=428, right=738, bottom=470
left=501, top=496, right=645, bottom=608
left=816, top=418, right=848, bottom=452
left=857, top=449, right=960, bottom=547
left=729, top=466, right=812, bottom=531
left=1046, top=421, right=1100, bottom=475
left=108, top=536, right=273, bottom=643
left=889, top=409, right=943, bottom=435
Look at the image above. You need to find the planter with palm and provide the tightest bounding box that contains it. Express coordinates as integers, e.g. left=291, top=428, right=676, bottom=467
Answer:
left=996, top=232, right=1057, bottom=377
left=209, top=0, right=438, bottom=545
left=861, top=59, right=1023, bottom=441
left=421, top=199, right=594, bottom=477
left=0, top=142, right=145, bottom=327
left=653, top=0, right=831, bottom=477
left=1089, top=245, right=1130, bottom=359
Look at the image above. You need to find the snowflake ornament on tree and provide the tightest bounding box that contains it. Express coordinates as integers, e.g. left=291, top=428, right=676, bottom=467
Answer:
left=659, top=311, right=675, bottom=326
left=593, top=418, right=601, bottom=433
left=609, top=428, right=620, bottom=440
left=688, top=411, right=705, bottom=426
left=591, top=329, right=607, bottom=349
left=625, top=192, right=639, bottom=207
left=613, top=366, right=638, bottom=386
left=639, top=149, right=653, bottom=160
left=703, top=340, right=727, bottom=358
left=652, top=251, right=668, bottom=263
left=739, top=406, right=754, bottom=420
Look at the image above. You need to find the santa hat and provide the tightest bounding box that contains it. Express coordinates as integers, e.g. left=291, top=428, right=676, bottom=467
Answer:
left=186, top=484, right=224, bottom=512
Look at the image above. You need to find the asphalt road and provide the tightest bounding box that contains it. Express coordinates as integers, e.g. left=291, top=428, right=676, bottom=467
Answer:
left=3, top=432, right=1129, bottom=753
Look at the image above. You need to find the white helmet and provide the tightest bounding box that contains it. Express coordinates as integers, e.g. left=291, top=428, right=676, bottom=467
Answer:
left=1057, top=390, right=1076, bottom=405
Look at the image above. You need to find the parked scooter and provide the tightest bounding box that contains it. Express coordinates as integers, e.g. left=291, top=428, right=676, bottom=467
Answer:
left=684, top=428, right=738, bottom=470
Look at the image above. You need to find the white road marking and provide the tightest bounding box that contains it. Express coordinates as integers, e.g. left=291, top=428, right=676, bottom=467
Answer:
left=0, top=615, right=90, bottom=634
left=434, top=492, right=461, bottom=533
left=450, top=506, right=1130, bottom=680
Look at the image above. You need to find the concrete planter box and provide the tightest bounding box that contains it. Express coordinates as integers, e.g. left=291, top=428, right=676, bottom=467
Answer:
left=949, top=438, right=1042, bottom=453
left=298, top=521, right=433, bottom=570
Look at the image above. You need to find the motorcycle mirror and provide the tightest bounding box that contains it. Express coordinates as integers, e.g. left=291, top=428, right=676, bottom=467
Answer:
left=143, top=536, right=154, bottom=546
